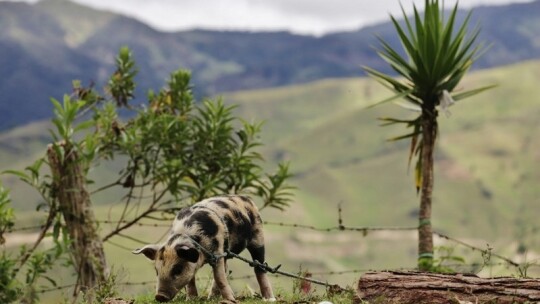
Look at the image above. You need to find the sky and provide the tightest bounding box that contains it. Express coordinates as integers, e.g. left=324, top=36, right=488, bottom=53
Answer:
left=3, top=0, right=535, bottom=35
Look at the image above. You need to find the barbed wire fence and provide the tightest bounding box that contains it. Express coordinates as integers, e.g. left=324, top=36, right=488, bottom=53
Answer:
left=5, top=205, right=540, bottom=296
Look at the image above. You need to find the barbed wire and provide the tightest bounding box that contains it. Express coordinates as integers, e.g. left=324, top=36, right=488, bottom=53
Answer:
left=97, top=220, right=170, bottom=228
left=263, top=220, right=417, bottom=233
left=5, top=220, right=171, bottom=233
left=36, top=284, right=75, bottom=294
left=35, top=260, right=537, bottom=295
left=10, top=206, right=540, bottom=298
left=8, top=219, right=531, bottom=271
left=224, top=250, right=350, bottom=292
left=262, top=220, right=525, bottom=268
left=8, top=220, right=536, bottom=272
left=433, top=231, right=520, bottom=267
left=6, top=225, right=44, bottom=232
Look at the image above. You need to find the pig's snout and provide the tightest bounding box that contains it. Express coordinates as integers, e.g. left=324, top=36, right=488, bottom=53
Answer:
left=155, top=293, right=171, bottom=302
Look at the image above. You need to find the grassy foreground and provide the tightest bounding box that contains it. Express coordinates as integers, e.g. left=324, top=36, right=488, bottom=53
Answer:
left=132, top=291, right=357, bottom=304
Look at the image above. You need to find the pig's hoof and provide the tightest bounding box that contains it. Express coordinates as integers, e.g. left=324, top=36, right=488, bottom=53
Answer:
left=263, top=297, right=277, bottom=302
left=219, top=300, right=238, bottom=304
left=155, top=294, right=170, bottom=302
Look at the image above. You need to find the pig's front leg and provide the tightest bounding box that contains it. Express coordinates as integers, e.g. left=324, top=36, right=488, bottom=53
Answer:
left=211, top=258, right=235, bottom=302
left=186, top=277, right=198, bottom=298
left=209, top=259, right=228, bottom=298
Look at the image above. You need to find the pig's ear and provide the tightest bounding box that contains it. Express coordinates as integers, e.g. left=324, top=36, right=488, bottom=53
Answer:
left=175, top=245, right=199, bottom=263
left=132, top=244, right=160, bottom=260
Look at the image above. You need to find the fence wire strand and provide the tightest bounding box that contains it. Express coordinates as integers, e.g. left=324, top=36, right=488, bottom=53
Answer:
left=11, top=205, right=540, bottom=296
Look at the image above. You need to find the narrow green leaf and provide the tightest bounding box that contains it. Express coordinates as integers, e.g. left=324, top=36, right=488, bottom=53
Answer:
left=390, top=15, right=417, bottom=60
left=441, top=2, right=459, bottom=52
left=74, top=120, right=95, bottom=133
left=378, top=117, right=417, bottom=125
left=2, top=170, right=31, bottom=182
left=452, top=84, right=498, bottom=101
left=394, top=100, right=422, bottom=112
left=400, top=3, right=417, bottom=44
left=451, top=29, right=481, bottom=68
left=471, top=41, right=492, bottom=62
left=443, top=59, right=473, bottom=91
left=378, top=52, right=414, bottom=80
left=50, top=98, right=64, bottom=116
left=363, top=66, right=412, bottom=92
left=52, top=119, right=66, bottom=139
left=376, top=37, right=414, bottom=74
left=413, top=5, right=428, bottom=70
left=364, top=89, right=413, bottom=109
left=388, top=131, right=421, bottom=142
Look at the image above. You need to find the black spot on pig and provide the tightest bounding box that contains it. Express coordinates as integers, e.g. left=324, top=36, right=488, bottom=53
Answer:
left=232, top=210, right=252, bottom=240
left=224, top=238, right=229, bottom=252
left=210, top=239, right=219, bottom=252
left=223, top=214, right=235, bottom=235
left=248, top=246, right=266, bottom=273
left=158, top=247, right=165, bottom=261
left=238, top=195, right=252, bottom=204
left=213, top=200, right=230, bottom=209
left=171, top=263, right=184, bottom=276
left=191, top=235, right=201, bottom=244
left=230, top=239, right=247, bottom=254
left=176, top=208, right=192, bottom=220
left=246, top=209, right=256, bottom=225
left=186, top=211, right=218, bottom=237
left=167, top=234, right=182, bottom=246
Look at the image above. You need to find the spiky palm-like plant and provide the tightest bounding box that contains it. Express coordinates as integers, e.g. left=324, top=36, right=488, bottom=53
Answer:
left=364, top=0, right=494, bottom=270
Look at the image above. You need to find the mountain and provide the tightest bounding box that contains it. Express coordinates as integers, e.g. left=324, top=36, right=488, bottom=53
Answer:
left=0, top=0, right=539, bottom=130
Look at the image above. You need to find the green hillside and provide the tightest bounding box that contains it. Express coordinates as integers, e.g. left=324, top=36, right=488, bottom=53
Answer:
left=36, top=0, right=116, bottom=47
left=224, top=59, right=540, bottom=263
left=2, top=61, right=540, bottom=301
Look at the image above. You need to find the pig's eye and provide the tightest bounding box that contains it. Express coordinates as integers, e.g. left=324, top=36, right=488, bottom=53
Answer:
left=171, top=264, right=184, bottom=277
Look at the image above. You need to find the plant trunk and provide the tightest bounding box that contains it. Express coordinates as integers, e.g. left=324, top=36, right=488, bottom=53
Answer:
left=47, top=142, right=108, bottom=298
left=418, top=111, right=437, bottom=270
left=357, top=271, right=540, bottom=303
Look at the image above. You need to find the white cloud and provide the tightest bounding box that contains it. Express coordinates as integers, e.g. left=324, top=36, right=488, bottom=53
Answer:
left=2, top=0, right=535, bottom=35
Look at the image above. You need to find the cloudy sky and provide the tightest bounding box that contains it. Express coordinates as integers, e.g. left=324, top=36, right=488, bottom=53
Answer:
left=5, top=0, right=535, bottom=35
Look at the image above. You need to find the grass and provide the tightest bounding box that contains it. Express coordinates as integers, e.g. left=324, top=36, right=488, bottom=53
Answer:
left=131, top=287, right=357, bottom=304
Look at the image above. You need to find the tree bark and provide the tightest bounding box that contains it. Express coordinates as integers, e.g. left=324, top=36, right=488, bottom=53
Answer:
left=418, top=111, right=437, bottom=270
left=358, top=271, right=540, bottom=304
left=47, top=142, right=108, bottom=297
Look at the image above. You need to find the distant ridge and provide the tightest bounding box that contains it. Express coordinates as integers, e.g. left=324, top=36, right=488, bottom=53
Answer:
left=0, top=0, right=539, bottom=130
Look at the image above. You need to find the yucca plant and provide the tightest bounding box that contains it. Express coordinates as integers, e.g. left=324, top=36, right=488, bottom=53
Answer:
left=363, top=0, right=494, bottom=270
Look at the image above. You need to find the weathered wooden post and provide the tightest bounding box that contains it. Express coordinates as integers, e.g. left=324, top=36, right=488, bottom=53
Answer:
left=357, top=271, right=540, bottom=304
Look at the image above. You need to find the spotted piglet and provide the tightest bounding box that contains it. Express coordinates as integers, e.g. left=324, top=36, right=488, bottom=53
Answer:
left=132, top=195, right=276, bottom=303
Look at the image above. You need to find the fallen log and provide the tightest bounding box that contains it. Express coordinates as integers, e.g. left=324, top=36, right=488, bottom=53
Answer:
left=357, top=271, right=540, bottom=304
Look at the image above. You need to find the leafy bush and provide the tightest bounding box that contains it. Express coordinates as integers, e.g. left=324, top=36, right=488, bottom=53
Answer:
left=0, top=46, right=295, bottom=303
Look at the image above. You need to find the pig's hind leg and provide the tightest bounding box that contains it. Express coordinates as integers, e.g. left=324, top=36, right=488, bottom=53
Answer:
left=247, top=243, right=275, bottom=301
